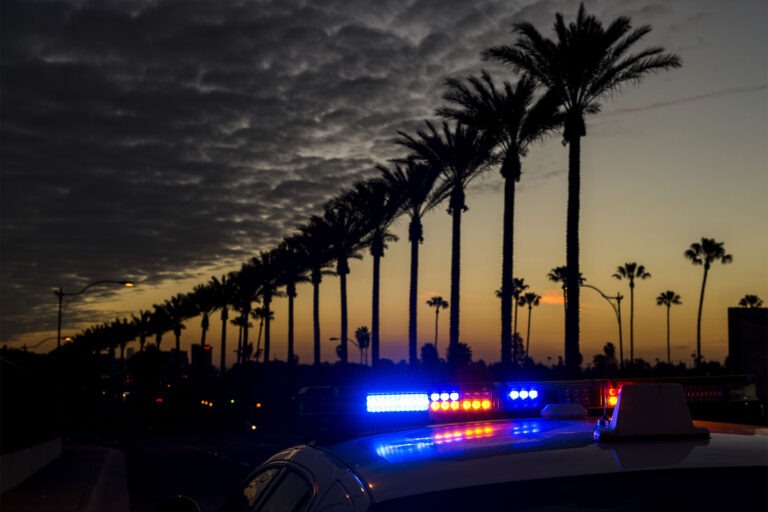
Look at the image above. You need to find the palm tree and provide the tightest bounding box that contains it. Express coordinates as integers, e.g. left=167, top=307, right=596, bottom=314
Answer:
left=231, top=262, right=262, bottom=365
left=656, top=290, right=682, bottom=364
left=345, top=179, right=400, bottom=366
left=519, top=292, right=541, bottom=359
left=738, top=295, right=764, bottom=308
left=426, top=296, right=449, bottom=354
left=190, top=282, right=217, bottom=348
left=320, top=197, right=366, bottom=364
left=612, top=262, right=651, bottom=363
left=485, top=4, right=682, bottom=372
left=252, top=305, right=274, bottom=361
left=297, top=219, right=336, bottom=365
left=397, top=121, right=493, bottom=364
left=355, top=326, right=371, bottom=365
left=685, top=238, right=733, bottom=367
left=148, top=304, right=171, bottom=351
left=208, top=274, right=234, bottom=373
left=250, top=249, right=284, bottom=363
left=275, top=237, right=310, bottom=364
left=511, top=278, right=529, bottom=363
left=162, top=293, right=193, bottom=389
left=438, top=71, right=560, bottom=366
left=379, top=160, right=444, bottom=364
left=131, top=309, right=152, bottom=352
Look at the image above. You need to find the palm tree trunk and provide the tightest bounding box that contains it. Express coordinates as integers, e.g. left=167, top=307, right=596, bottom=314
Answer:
left=340, top=263, right=349, bottom=364
left=616, top=296, right=624, bottom=369
left=313, top=275, right=320, bottom=365
left=200, top=315, right=208, bottom=346
left=242, top=307, right=250, bottom=365
left=500, top=166, right=517, bottom=366
left=434, top=309, right=439, bottom=351
left=513, top=299, right=520, bottom=362
left=448, top=191, right=463, bottom=364
left=629, top=282, right=635, bottom=363
left=408, top=218, right=421, bottom=364
left=666, top=304, right=671, bottom=364
left=264, top=295, right=271, bottom=362
left=565, top=134, right=582, bottom=374
left=288, top=290, right=295, bottom=364
left=371, top=250, right=381, bottom=366
left=696, top=265, right=709, bottom=367
left=525, top=305, right=532, bottom=359
left=220, top=307, right=228, bottom=373
left=256, top=317, right=263, bottom=360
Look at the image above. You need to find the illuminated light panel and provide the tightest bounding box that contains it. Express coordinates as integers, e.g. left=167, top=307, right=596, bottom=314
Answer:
left=608, top=396, right=618, bottom=407
left=366, top=393, right=430, bottom=413
left=440, top=401, right=450, bottom=410
left=529, top=390, right=539, bottom=399
left=520, top=390, right=529, bottom=399
left=431, top=393, right=440, bottom=401
left=450, top=392, right=459, bottom=401
left=509, top=390, right=519, bottom=400
left=463, top=400, right=471, bottom=410
left=450, top=401, right=459, bottom=410
left=440, top=392, right=450, bottom=401
left=482, top=400, right=491, bottom=410
left=472, top=400, right=481, bottom=410
left=430, top=402, right=440, bottom=411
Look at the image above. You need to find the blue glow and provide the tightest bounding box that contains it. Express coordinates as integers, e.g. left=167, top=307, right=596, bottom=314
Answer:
left=366, top=393, right=430, bottom=413
left=509, top=390, right=520, bottom=400
left=430, top=393, right=440, bottom=401
left=440, top=392, right=449, bottom=401
left=450, top=392, right=460, bottom=401
left=520, top=390, right=529, bottom=399
left=529, top=390, right=539, bottom=399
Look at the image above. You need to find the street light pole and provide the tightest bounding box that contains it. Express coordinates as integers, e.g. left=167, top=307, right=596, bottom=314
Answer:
left=580, top=283, right=625, bottom=369
left=55, top=280, right=135, bottom=348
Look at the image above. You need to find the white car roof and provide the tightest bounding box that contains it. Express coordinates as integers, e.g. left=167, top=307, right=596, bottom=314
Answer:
left=318, top=417, right=768, bottom=503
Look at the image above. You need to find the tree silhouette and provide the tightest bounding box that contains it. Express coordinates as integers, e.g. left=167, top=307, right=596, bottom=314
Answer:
left=685, top=238, right=733, bottom=367
left=379, top=160, right=444, bottom=364
left=438, top=72, right=560, bottom=367
left=426, top=296, right=449, bottom=354
left=355, top=326, right=371, bottom=365
left=519, top=292, right=541, bottom=359
left=656, top=290, right=682, bottom=364
left=131, top=309, right=151, bottom=352
left=252, top=305, right=273, bottom=362
left=738, top=295, right=763, bottom=308
left=275, top=238, right=310, bottom=364
left=547, top=265, right=584, bottom=342
left=148, top=304, right=171, bottom=351
left=485, top=3, right=682, bottom=373
left=399, top=122, right=494, bottom=364
left=346, top=179, right=400, bottom=366
left=208, top=274, right=234, bottom=373
left=190, top=282, right=216, bottom=349
left=250, top=249, right=284, bottom=362
left=420, top=343, right=439, bottom=366
left=231, top=262, right=262, bottom=365
left=511, top=278, right=528, bottom=363
left=162, top=293, right=194, bottom=390
left=612, top=262, right=651, bottom=363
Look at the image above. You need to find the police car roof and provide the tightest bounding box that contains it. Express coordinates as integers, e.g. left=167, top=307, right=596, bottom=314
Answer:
left=320, top=417, right=768, bottom=503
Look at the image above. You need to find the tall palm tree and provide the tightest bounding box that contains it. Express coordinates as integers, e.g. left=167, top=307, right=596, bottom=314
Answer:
left=252, top=305, right=274, bottom=361
left=131, top=309, right=152, bottom=352
left=162, top=293, right=194, bottom=389
left=612, top=262, right=651, bottom=363
left=438, top=71, right=560, bottom=366
left=148, top=304, right=171, bottom=351
left=738, top=295, right=764, bottom=308
left=519, top=292, right=541, bottom=360
left=379, top=160, right=444, bottom=364
left=250, top=249, right=284, bottom=363
left=511, top=278, right=529, bottom=364
left=397, top=121, right=493, bottom=364
left=320, top=197, right=366, bottom=364
left=426, top=296, right=449, bottom=354
left=275, top=237, right=310, bottom=364
left=190, top=282, right=216, bottom=348
left=231, top=262, right=262, bottom=365
left=485, top=4, right=682, bottom=372
left=656, top=290, right=682, bottom=364
left=208, top=274, right=234, bottom=373
left=685, top=238, right=733, bottom=366
left=345, top=179, right=400, bottom=366
left=355, top=326, right=371, bottom=365
left=297, top=219, right=336, bottom=365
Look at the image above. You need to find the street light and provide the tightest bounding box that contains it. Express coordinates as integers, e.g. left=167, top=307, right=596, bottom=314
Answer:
left=329, top=336, right=361, bottom=364
left=55, top=280, right=135, bottom=348
left=579, top=283, right=625, bottom=369
left=24, top=336, right=73, bottom=351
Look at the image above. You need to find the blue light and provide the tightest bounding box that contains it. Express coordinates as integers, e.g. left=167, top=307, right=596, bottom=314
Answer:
left=440, top=392, right=449, bottom=401
left=450, top=392, right=460, bottom=401
left=520, top=390, right=529, bottom=399
left=430, top=393, right=440, bottom=401
left=509, top=390, right=520, bottom=400
left=529, top=389, right=539, bottom=399
left=366, top=393, right=430, bottom=413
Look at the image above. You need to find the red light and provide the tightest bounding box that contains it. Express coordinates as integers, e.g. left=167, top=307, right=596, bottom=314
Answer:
left=155, top=398, right=163, bottom=403
left=608, top=388, right=618, bottom=397
left=203, top=345, right=211, bottom=351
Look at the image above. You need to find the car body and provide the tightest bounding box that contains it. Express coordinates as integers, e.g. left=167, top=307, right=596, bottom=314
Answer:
left=220, top=384, right=768, bottom=511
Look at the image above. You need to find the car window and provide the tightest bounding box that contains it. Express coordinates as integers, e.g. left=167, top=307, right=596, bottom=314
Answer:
left=221, top=467, right=280, bottom=512
left=258, top=469, right=312, bottom=512
left=315, top=482, right=353, bottom=512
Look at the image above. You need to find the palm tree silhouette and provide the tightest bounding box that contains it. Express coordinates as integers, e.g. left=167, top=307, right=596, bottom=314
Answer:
left=208, top=274, right=234, bottom=373
left=162, top=293, right=193, bottom=390
left=346, top=179, right=400, bottom=367
left=190, top=282, right=216, bottom=349
left=275, top=238, right=310, bottom=364
left=685, top=238, right=733, bottom=367
left=378, top=160, right=444, bottom=364
left=397, top=121, right=493, bottom=364
left=355, top=326, right=371, bottom=365
left=656, top=290, right=682, bottom=364
left=612, top=262, right=651, bottom=363
left=547, top=266, right=585, bottom=342
left=131, top=309, right=151, bottom=352
left=297, top=218, right=335, bottom=365
left=519, top=292, right=541, bottom=360
left=231, top=262, right=262, bottom=364
left=426, top=296, right=449, bottom=354
left=321, top=197, right=365, bottom=364
left=485, top=4, right=682, bottom=372
left=250, top=250, right=284, bottom=363
left=738, top=295, right=764, bottom=308
left=252, top=305, right=274, bottom=362
left=148, top=304, right=171, bottom=351
left=439, top=71, right=560, bottom=366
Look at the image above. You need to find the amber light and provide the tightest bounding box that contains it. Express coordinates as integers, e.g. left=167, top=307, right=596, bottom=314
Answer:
left=481, top=400, right=491, bottom=410
left=431, top=402, right=440, bottom=411
left=472, top=400, right=481, bottom=410
left=450, top=401, right=459, bottom=410
left=608, top=396, right=618, bottom=406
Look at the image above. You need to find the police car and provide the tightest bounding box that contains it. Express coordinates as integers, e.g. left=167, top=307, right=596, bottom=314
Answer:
left=216, top=382, right=768, bottom=511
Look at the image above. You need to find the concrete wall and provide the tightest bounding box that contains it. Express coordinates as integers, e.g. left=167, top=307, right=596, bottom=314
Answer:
left=0, top=437, right=62, bottom=494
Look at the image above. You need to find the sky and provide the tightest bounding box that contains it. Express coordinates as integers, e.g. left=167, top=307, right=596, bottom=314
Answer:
left=2, top=0, right=766, bottom=367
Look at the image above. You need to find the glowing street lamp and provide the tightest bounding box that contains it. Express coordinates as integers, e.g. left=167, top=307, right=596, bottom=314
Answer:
left=55, top=280, right=135, bottom=348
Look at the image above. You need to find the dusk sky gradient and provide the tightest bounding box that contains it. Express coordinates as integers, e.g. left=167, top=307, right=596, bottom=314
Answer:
left=2, top=0, right=766, bottom=366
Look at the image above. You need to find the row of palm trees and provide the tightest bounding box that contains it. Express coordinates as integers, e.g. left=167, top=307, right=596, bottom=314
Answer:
left=67, top=4, right=684, bottom=373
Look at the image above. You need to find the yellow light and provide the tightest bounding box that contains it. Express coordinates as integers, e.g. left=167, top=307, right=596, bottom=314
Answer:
left=465, top=429, right=473, bottom=435
left=462, top=400, right=471, bottom=410
left=250, top=425, right=257, bottom=431
left=209, top=402, right=213, bottom=408
left=483, top=427, right=492, bottom=434
left=482, top=400, right=491, bottom=410
left=450, top=401, right=459, bottom=410
left=256, top=403, right=262, bottom=408
left=475, top=428, right=482, bottom=434
left=431, top=402, right=440, bottom=411
left=123, top=281, right=135, bottom=287
left=440, top=401, right=450, bottom=410
left=608, top=396, right=618, bottom=407
left=472, top=400, right=481, bottom=410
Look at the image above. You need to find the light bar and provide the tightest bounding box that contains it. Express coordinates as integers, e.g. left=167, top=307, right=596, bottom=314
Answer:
left=366, top=393, right=430, bottom=413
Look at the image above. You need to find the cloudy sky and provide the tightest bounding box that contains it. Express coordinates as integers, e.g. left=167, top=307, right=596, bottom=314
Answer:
left=2, top=0, right=766, bottom=365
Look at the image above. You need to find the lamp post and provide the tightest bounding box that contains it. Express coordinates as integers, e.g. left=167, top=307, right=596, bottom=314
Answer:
left=330, top=336, right=362, bottom=364
left=25, top=336, right=72, bottom=352
left=580, top=283, right=625, bottom=369
left=55, top=280, right=135, bottom=348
